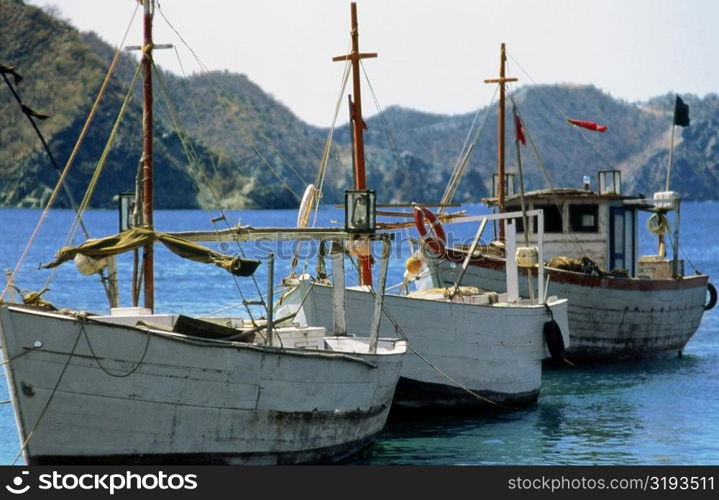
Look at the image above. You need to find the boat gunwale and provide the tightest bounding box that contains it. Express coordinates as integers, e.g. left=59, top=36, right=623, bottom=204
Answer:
left=0, top=304, right=407, bottom=369
left=293, top=280, right=569, bottom=311
left=442, top=248, right=710, bottom=292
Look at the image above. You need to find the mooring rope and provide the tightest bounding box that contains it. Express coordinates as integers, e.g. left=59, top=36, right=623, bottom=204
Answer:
left=82, top=321, right=151, bottom=378
left=12, top=322, right=84, bottom=465
left=343, top=253, right=512, bottom=409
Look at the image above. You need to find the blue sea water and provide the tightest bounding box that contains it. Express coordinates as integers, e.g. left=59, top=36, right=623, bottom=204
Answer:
left=0, top=202, right=717, bottom=465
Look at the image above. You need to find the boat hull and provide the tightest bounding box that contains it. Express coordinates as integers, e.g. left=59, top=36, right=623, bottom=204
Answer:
left=280, top=281, right=569, bottom=410
left=438, top=249, right=709, bottom=361
left=0, top=305, right=405, bottom=465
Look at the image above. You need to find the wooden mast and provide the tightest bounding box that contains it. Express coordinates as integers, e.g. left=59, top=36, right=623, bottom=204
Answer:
left=333, top=2, right=377, bottom=286
left=484, top=43, right=517, bottom=241
left=142, top=0, right=155, bottom=311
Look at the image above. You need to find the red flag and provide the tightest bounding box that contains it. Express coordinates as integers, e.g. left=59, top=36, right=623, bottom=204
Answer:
left=567, top=118, right=607, bottom=132
left=514, top=112, right=526, bottom=145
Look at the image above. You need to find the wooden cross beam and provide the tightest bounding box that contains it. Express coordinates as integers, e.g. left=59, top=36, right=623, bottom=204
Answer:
left=331, top=2, right=376, bottom=287
left=483, top=43, right=518, bottom=241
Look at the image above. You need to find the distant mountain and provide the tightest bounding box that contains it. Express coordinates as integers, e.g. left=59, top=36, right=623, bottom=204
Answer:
left=1, top=0, right=718, bottom=212
left=0, top=0, right=220, bottom=209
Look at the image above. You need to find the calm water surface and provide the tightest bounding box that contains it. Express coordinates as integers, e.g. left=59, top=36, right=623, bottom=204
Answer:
left=1, top=203, right=717, bottom=465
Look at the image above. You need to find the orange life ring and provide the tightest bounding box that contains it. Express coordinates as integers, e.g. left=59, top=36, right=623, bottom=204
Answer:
left=413, top=207, right=446, bottom=253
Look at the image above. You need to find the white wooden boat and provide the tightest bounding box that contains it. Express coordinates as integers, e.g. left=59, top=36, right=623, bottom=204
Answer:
left=430, top=45, right=715, bottom=362
left=0, top=1, right=407, bottom=465
left=435, top=185, right=714, bottom=361
left=278, top=211, right=570, bottom=411
left=0, top=303, right=405, bottom=464
left=272, top=21, right=569, bottom=411
left=281, top=281, right=568, bottom=410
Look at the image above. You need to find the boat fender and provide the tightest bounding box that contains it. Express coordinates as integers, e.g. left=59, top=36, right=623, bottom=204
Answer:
left=543, top=304, right=565, bottom=362
left=544, top=319, right=566, bottom=363
left=413, top=206, right=447, bottom=254
left=706, top=282, right=718, bottom=311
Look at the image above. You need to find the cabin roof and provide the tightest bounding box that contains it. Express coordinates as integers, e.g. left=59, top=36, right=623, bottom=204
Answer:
left=483, top=188, right=641, bottom=207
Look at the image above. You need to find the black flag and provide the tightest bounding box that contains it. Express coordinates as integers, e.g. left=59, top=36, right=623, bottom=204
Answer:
left=21, top=104, right=50, bottom=120
left=673, top=95, right=690, bottom=127
left=0, top=63, right=23, bottom=85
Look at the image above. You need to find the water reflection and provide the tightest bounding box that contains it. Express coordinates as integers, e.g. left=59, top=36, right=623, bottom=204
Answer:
left=357, top=353, right=719, bottom=465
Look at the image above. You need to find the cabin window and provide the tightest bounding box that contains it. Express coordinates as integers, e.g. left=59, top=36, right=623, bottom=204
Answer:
left=569, top=204, right=599, bottom=233
left=505, top=205, right=528, bottom=232
left=533, top=204, right=563, bottom=233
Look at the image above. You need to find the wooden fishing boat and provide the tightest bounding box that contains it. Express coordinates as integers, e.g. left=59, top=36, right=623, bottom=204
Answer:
left=281, top=269, right=569, bottom=410
left=0, top=0, right=406, bottom=465
left=431, top=45, right=716, bottom=362
left=278, top=8, right=569, bottom=411
left=0, top=302, right=405, bottom=465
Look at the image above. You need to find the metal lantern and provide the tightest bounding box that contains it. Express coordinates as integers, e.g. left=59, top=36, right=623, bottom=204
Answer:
left=492, top=173, right=516, bottom=198
left=118, top=192, right=136, bottom=232
left=598, top=170, right=622, bottom=195
left=344, top=190, right=376, bottom=233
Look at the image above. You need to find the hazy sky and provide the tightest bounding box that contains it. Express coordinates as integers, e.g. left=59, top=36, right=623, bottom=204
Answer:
left=27, top=0, right=719, bottom=127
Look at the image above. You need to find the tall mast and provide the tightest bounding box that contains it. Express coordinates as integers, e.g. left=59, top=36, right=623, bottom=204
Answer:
left=485, top=43, right=517, bottom=241
left=333, top=2, right=377, bottom=286
left=142, top=0, right=154, bottom=311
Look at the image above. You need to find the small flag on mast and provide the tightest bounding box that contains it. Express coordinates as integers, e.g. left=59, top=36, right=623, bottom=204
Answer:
left=673, top=95, right=690, bottom=127
left=21, top=104, right=50, bottom=120
left=514, top=111, right=526, bottom=145
left=0, top=63, right=23, bottom=85
left=567, top=118, right=607, bottom=132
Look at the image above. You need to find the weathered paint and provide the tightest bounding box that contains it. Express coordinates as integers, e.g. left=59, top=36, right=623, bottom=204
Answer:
left=438, top=250, right=709, bottom=361
left=0, top=305, right=406, bottom=464
left=279, top=280, right=569, bottom=410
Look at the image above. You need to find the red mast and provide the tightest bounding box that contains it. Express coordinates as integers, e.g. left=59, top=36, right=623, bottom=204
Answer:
left=142, top=0, right=154, bottom=311
left=333, top=2, right=376, bottom=286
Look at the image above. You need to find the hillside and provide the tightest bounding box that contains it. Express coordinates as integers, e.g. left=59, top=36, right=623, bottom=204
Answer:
left=1, top=0, right=717, bottom=211
left=0, top=0, right=265, bottom=209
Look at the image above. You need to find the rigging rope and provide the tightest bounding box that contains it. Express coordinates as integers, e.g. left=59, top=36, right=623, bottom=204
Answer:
left=439, top=86, right=498, bottom=213
left=155, top=3, right=308, bottom=193
left=312, top=56, right=352, bottom=226
left=507, top=52, right=617, bottom=171
left=506, top=85, right=587, bottom=258
left=12, top=322, right=84, bottom=465
left=43, top=61, right=144, bottom=291
left=342, top=252, right=512, bottom=408
left=360, top=61, right=403, bottom=171
left=0, top=5, right=139, bottom=302
left=152, top=64, right=266, bottom=323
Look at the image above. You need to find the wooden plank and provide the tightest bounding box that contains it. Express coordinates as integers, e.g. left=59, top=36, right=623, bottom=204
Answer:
left=369, top=240, right=390, bottom=354
left=330, top=246, right=347, bottom=336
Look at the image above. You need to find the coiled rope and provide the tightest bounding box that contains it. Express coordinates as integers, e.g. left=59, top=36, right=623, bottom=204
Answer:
left=647, top=212, right=670, bottom=236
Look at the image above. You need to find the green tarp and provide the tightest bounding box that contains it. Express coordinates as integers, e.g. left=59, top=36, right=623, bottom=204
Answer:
left=43, top=227, right=260, bottom=277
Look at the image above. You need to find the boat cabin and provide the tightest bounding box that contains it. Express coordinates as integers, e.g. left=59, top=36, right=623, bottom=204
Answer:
left=503, top=170, right=641, bottom=276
